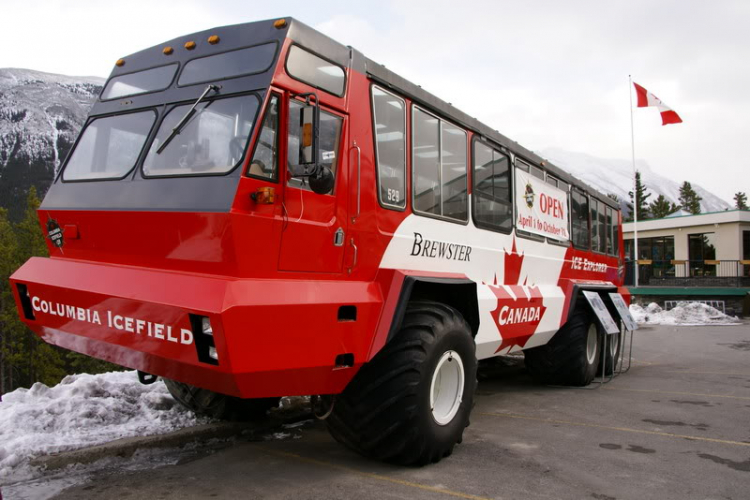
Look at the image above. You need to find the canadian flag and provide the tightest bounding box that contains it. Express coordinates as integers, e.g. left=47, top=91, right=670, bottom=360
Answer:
left=633, top=82, right=683, bottom=126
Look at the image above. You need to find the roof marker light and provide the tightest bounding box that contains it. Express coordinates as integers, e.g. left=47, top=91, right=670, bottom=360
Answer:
left=273, top=19, right=287, bottom=29
left=163, top=46, right=174, bottom=55
left=184, top=41, right=196, bottom=50
left=115, top=59, right=125, bottom=67
left=208, top=35, right=220, bottom=45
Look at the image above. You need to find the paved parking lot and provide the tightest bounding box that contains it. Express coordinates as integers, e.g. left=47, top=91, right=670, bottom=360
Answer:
left=53, top=322, right=750, bottom=500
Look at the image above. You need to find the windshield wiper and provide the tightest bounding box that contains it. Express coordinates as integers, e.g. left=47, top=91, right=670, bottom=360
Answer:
left=157, top=84, right=219, bottom=155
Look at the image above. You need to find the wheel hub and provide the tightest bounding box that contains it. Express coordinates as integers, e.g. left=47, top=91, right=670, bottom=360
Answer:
left=586, top=324, right=598, bottom=365
left=430, top=350, right=465, bottom=425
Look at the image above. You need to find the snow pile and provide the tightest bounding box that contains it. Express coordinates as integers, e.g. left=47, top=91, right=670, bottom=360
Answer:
left=630, top=302, right=741, bottom=326
left=0, top=371, right=206, bottom=481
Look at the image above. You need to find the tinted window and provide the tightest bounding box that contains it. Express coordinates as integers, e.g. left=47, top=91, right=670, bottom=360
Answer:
left=613, top=210, right=620, bottom=256
left=101, top=64, right=178, bottom=100
left=413, top=108, right=440, bottom=215
left=571, top=189, right=590, bottom=249
left=63, top=111, right=155, bottom=181
left=248, top=95, right=279, bottom=180
left=287, top=100, right=343, bottom=193
left=372, top=86, right=406, bottom=208
left=598, top=201, right=607, bottom=253
left=286, top=45, right=345, bottom=96
left=179, top=43, right=277, bottom=86
left=412, top=107, right=467, bottom=221
left=473, top=141, right=512, bottom=232
left=591, top=198, right=599, bottom=251
left=515, top=159, right=544, bottom=240
left=606, top=206, right=614, bottom=255
left=441, top=122, right=468, bottom=221
left=143, top=94, right=259, bottom=176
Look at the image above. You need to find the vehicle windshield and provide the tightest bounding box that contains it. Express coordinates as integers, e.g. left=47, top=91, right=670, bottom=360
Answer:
left=62, top=110, right=156, bottom=181
left=143, top=94, right=260, bottom=177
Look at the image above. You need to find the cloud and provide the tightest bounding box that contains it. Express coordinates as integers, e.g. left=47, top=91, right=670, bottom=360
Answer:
left=2, top=0, right=747, bottom=201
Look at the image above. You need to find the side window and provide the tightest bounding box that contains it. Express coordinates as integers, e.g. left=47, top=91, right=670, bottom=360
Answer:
left=441, top=122, right=468, bottom=220
left=473, top=140, right=512, bottom=233
left=287, top=99, right=343, bottom=193
left=598, top=201, right=607, bottom=253
left=514, top=158, right=544, bottom=240
left=590, top=198, right=600, bottom=252
left=285, top=45, right=346, bottom=97
left=248, top=94, right=279, bottom=180
left=613, top=210, right=621, bottom=256
left=372, top=86, right=406, bottom=209
left=606, top=206, right=614, bottom=255
left=571, top=189, right=590, bottom=249
left=412, top=107, right=467, bottom=222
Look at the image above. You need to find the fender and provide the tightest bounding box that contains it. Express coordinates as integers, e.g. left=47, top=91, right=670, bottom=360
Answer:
left=369, top=274, right=480, bottom=361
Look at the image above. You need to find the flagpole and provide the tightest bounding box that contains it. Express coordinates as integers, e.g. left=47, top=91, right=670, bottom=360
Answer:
left=629, top=75, right=639, bottom=288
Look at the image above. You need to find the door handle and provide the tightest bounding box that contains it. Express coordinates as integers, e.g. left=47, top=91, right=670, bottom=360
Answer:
left=348, top=238, right=358, bottom=275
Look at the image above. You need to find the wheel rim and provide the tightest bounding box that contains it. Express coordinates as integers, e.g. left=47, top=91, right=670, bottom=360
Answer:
left=586, top=324, right=598, bottom=365
left=430, top=350, right=465, bottom=426
left=610, top=329, right=620, bottom=357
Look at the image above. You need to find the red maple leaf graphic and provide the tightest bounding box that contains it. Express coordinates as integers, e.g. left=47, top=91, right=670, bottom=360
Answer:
left=504, top=239, right=524, bottom=286
left=489, top=285, right=547, bottom=353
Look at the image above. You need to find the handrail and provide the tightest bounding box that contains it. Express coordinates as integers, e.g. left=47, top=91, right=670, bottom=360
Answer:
left=351, top=141, right=361, bottom=224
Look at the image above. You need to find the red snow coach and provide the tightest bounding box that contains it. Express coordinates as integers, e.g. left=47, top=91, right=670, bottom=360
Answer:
left=10, top=18, right=628, bottom=464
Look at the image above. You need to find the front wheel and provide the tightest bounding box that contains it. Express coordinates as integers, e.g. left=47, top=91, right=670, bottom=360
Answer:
left=163, top=379, right=279, bottom=421
left=326, top=301, right=477, bottom=465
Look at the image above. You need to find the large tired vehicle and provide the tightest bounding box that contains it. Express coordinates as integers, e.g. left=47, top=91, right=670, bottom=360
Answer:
left=11, top=18, right=627, bottom=465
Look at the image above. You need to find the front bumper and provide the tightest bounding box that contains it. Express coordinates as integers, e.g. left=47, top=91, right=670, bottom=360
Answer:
left=10, top=257, right=381, bottom=398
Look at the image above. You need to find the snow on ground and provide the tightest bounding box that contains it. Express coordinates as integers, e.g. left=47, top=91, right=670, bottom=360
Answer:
left=630, top=302, right=741, bottom=326
left=0, top=371, right=206, bottom=482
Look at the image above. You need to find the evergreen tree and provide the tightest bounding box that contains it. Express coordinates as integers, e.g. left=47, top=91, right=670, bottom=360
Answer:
left=649, top=194, right=680, bottom=219
left=735, top=192, right=748, bottom=210
left=626, top=171, right=651, bottom=221
left=0, top=188, right=119, bottom=395
left=678, top=181, right=703, bottom=214
left=0, top=208, right=20, bottom=394
left=607, top=193, right=620, bottom=203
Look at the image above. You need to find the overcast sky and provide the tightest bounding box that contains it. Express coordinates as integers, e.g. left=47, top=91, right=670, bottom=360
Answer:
left=2, top=0, right=748, bottom=203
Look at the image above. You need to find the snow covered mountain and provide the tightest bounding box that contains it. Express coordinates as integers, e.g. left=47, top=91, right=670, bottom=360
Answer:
left=0, top=68, right=730, bottom=221
left=0, top=68, right=102, bottom=220
left=541, top=147, right=731, bottom=214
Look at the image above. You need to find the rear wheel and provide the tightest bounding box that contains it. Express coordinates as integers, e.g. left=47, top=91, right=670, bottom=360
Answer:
left=326, top=301, right=477, bottom=465
left=163, top=379, right=279, bottom=421
left=524, top=304, right=601, bottom=386
left=599, top=324, right=623, bottom=376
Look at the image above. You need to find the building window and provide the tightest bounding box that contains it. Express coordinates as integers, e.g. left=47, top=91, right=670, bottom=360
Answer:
left=688, top=233, right=717, bottom=276
left=625, top=236, right=675, bottom=277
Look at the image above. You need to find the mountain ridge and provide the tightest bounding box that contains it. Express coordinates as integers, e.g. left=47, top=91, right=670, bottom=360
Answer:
left=0, top=67, right=731, bottom=221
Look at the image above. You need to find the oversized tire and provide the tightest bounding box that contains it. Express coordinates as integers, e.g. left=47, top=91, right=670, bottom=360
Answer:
left=326, top=301, right=477, bottom=465
left=163, top=379, right=279, bottom=421
left=524, top=304, right=601, bottom=386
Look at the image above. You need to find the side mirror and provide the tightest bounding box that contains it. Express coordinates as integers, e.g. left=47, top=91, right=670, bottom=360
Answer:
left=309, top=166, right=334, bottom=195
left=299, top=101, right=317, bottom=165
